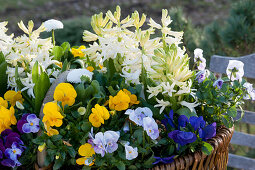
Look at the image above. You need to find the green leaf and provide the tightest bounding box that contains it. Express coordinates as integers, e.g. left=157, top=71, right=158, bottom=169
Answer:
left=61, top=42, right=71, bottom=52
left=81, top=122, right=92, bottom=132
left=202, top=142, right=213, bottom=155
left=53, top=158, right=64, bottom=170
left=133, top=129, right=143, bottom=144
left=67, top=147, right=76, bottom=158
left=52, top=46, right=64, bottom=61
left=82, top=166, right=91, bottom=170
left=176, top=107, right=197, bottom=118
left=143, top=154, right=155, bottom=168
left=32, top=61, right=39, bottom=83
left=61, top=59, right=70, bottom=72
left=0, top=52, right=7, bottom=96
left=227, top=106, right=237, bottom=117
left=116, top=161, right=125, bottom=170
left=106, top=58, right=116, bottom=82
left=52, top=135, right=62, bottom=142
left=34, top=72, right=50, bottom=113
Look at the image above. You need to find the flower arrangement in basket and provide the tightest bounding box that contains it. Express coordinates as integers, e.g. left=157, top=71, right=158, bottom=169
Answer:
left=0, top=6, right=254, bottom=170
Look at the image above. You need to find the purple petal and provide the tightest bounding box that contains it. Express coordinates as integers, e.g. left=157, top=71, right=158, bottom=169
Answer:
left=22, top=123, right=32, bottom=133
left=27, top=114, right=39, bottom=125
left=201, top=122, right=216, bottom=141
left=178, top=115, right=189, bottom=128
left=1, top=129, right=13, bottom=139
left=17, top=120, right=27, bottom=134
left=1, top=159, right=16, bottom=168
left=21, top=114, right=29, bottom=121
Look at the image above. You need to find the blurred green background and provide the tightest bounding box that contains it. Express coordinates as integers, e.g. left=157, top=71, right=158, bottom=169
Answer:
left=1, top=0, right=255, bottom=169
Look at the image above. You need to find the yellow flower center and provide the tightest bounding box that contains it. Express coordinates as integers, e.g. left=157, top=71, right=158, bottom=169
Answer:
left=30, top=122, right=33, bottom=126
left=129, top=151, right=132, bottom=154
left=149, top=130, right=152, bottom=133
left=13, top=150, right=16, bottom=154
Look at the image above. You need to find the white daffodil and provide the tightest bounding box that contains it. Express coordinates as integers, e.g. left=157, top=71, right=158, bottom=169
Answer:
left=43, top=19, right=63, bottom=32
left=179, top=101, right=200, bottom=113
left=226, top=60, right=244, bottom=81
left=155, top=98, right=171, bottom=114
left=67, top=69, right=93, bottom=83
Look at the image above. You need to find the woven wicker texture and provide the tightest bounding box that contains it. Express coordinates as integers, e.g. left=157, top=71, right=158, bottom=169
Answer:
left=152, top=126, right=234, bottom=170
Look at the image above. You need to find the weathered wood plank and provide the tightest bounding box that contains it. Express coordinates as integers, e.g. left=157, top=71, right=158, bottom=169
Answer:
left=235, top=110, right=255, bottom=125
left=230, top=131, right=255, bottom=148
left=209, top=54, right=255, bottom=79
left=228, top=154, right=255, bottom=170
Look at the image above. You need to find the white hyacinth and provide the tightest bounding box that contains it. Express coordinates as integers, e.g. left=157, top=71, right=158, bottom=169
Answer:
left=43, top=19, right=63, bottom=32
left=67, top=69, right=93, bottom=83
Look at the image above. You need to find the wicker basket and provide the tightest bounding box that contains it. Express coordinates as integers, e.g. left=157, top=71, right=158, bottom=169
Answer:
left=36, top=70, right=234, bottom=170
left=152, top=126, right=234, bottom=170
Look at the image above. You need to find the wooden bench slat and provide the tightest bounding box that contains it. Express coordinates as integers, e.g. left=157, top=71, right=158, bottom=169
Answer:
left=228, top=154, right=255, bottom=170
left=210, top=54, right=255, bottom=79
left=235, top=110, right=255, bottom=125
left=230, top=131, right=255, bottom=148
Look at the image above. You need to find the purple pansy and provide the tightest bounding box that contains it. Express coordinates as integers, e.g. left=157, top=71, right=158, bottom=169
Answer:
left=196, top=70, right=206, bottom=83
left=168, top=130, right=197, bottom=146
left=1, top=158, right=21, bottom=168
left=198, top=122, right=216, bottom=141
left=17, top=114, right=40, bottom=134
left=213, top=79, right=224, bottom=89
left=143, top=117, right=159, bottom=140
left=5, top=142, right=22, bottom=161
left=178, top=115, right=189, bottom=128
left=189, top=116, right=206, bottom=131
left=153, top=155, right=175, bottom=165
left=0, top=139, right=4, bottom=159
left=162, top=110, right=176, bottom=129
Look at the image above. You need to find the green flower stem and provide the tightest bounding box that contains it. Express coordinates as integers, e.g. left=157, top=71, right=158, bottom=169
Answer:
left=52, top=30, right=55, bottom=46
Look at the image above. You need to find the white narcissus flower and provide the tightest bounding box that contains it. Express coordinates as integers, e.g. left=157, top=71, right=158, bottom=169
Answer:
left=147, top=85, right=162, bottom=99
left=226, top=60, right=244, bottom=81
left=67, top=69, right=93, bottom=83
left=43, top=19, right=63, bottom=32
left=125, top=144, right=138, bottom=160
left=179, top=101, right=200, bottom=113
left=161, top=82, right=176, bottom=97
left=155, top=98, right=171, bottom=114
left=194, top=48, right=206, bottom=71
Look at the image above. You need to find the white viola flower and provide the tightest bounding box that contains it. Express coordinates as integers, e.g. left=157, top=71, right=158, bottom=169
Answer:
left=155, top=98, right=171, bottom=114
left=161, top=82, right=176, bottom=97
left=194, top=48, right=206, bottom=71
left=226, top=60, right=244, bottom=81
left=67, top=69, right=93, bottom=83
left=179, top=101, right=200, bottom=113
left=243, top=82, right=255, bottom=100
left=135, top=107, right=153, bottom=118
left=43, top=19, right=63, bottom=32
left=123, top=121, right=130, bottom=132
left=143, top=117, right=159, bottom=140
left=125, top=144, right=138, bottom=160
left=128, top=109, right=146, bottom=126
left=147, top=85, right=162, bottom=99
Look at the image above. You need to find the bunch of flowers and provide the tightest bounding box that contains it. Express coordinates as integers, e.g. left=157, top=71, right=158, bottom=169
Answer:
left=0, top=5, right=254, bottom=170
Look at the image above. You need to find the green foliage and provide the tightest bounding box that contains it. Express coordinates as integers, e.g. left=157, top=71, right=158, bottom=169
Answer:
left=41, top=16, right=92, bottom=46
left=200, top=0, right=255, bottom=58
left=0, top=52, right=7, bottom=96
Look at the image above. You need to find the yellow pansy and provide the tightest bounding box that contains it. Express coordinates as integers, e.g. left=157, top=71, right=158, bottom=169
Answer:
left=109, top=90, right=130, bottom=111
left=87, top=66, right=94, bottom=72
left=42, top=102, right=63, bottom=127
left=44, top=122, right=59, bottom=136
left=123, top=89, right=140, bottom=106
left=0, top=97, right=8, bottom=108
left=89, top=104, right=109, bottom=127
left=53, top=83, right=77, bottom=107
left=71, top=45, right=86, bottom=57
left=0, top=106, right=12, bottom=133
left=9, top=106, right=17, bottom=125
left=76, top=143, right=95, bottom=166
left=4, top=90, right=24, bottom=106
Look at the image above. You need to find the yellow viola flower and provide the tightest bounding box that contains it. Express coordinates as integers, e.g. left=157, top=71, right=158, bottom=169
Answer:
left=87, top=66, right=94, bottom=72
left=53, top=83, right=77, bottom=107
left=42, top=102, right=63, bottom=127
left=4, top=90, right=24, bottom=106
left=89, top=112, right=104, bottom=128
left=76, top=143, right=95, bottom=166
left=44, top=122, right=59, bottom=136
left=9, top=106, right=17, bottom=125
left=92, top=104, right=110, bottom=120
left=109, top=90, right=130, bottom=111
left=71, top=45, right=86, bottom=57
left=0, top=97, right=8, bottom=108
left=0, top=106, right=12, bottom=133
left=123, top=89, right=140, bottom=106
left=38, top=143, right=46, bottom=152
